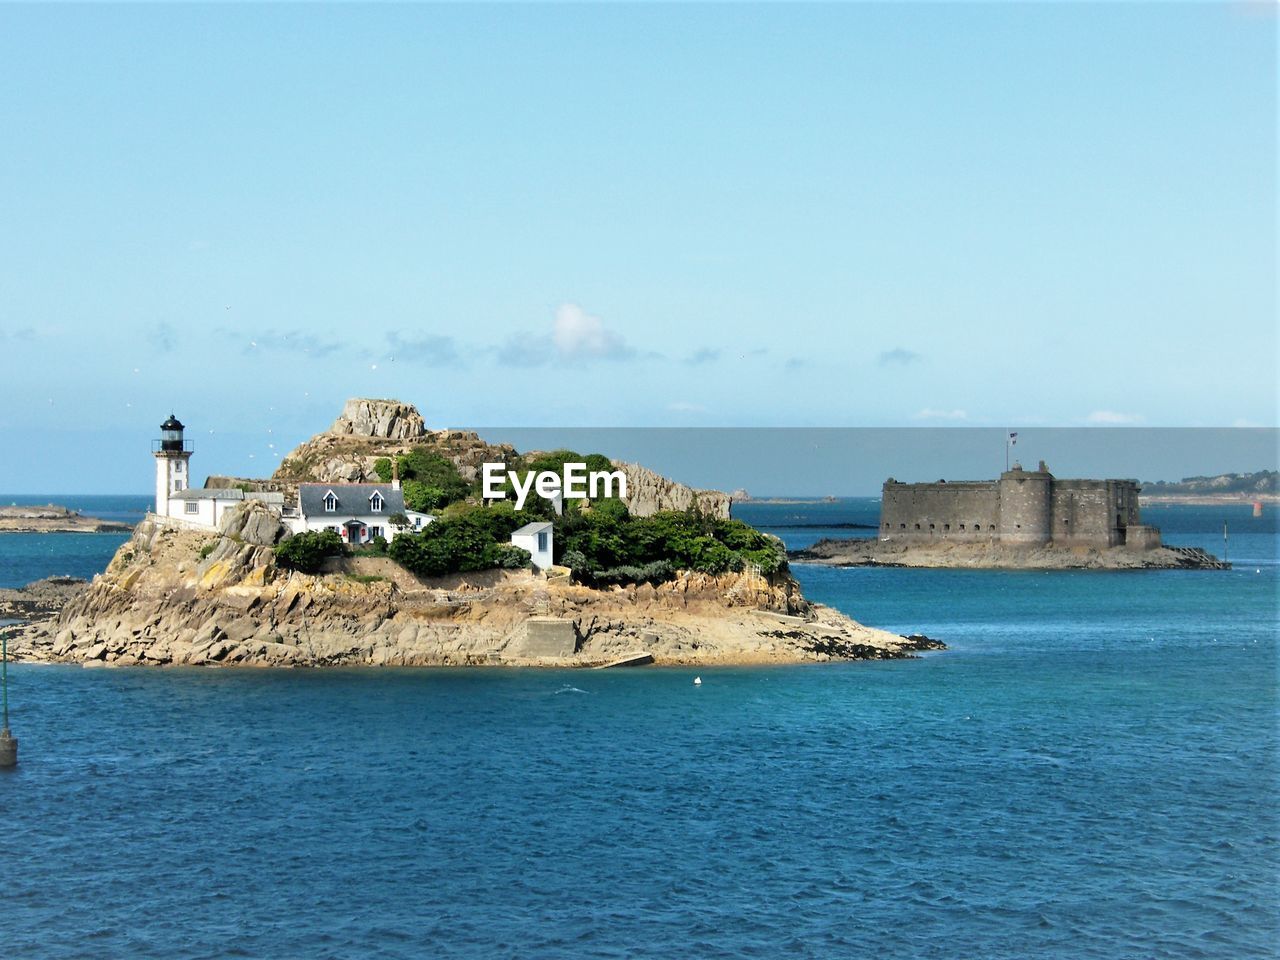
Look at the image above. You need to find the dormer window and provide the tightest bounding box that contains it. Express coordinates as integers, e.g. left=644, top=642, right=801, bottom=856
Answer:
left=323, top=492, right=337, bottom=513
left=370, top=492, right=384, bottom=513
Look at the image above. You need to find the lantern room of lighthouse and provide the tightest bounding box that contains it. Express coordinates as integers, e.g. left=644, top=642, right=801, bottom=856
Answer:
left=153, top=414, right=193, bottom=516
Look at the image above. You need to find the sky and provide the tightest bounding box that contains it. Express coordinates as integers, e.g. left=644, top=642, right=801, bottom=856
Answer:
left=0, top=2, right=1275, bottom=492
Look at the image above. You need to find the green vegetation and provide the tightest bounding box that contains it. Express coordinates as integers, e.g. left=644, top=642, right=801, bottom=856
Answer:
left=344, top=573, right=386, bottom=584
left=387, top=506, right=533, bottom=577
left=197, top=543, right=216, bottom=560
left=275, top=530, right=344, bottom=573
left=557, top=502, right=785, bottom=584
left=373, top=451, right=472, bottom=512
left=276, top=445, right=783, bottom=585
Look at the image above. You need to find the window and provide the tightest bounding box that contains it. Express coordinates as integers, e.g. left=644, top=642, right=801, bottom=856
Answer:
left=175, top=461, right=184, bottom=473
left=370, top=493, right=383, bottom=513
left=537, top=531, right=549, bottom=552
left=184, top=501, right=198, bottom=515
left=324, top=493, right=337, bottom=512
left=370, top=526, right=383, bottom=540
left=326, top=525, right=337, bottom=533
left=414, top=517, right=422, bottom=528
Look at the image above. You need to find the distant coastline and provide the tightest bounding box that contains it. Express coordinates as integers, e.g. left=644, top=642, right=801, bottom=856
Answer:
left=0, top=504, right=132, bottom=534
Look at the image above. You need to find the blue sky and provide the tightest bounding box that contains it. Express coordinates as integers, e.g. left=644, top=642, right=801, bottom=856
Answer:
left=0, top=2, right=1275, bottom=491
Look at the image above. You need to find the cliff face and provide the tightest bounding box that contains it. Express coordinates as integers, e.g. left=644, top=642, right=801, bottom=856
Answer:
left=611, top=461, right=731, bottom=519
left=11, top=502, right=934, bottom=668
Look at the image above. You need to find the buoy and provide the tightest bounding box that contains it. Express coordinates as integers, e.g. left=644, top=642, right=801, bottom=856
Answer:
left=1253, top=501, right=1263, bottom=518
left=693, top=676, right=702, bottom=686
left=0, top=729, right=15, bottom=769
left=0, top=627, right=14, bottom=768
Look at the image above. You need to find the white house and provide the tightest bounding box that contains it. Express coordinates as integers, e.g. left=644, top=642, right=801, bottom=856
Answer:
left=288, top=483, right=433, bottom=545
left=511, top=521, right=554, bottom=570
left=170, top=488, right=285, bottom=528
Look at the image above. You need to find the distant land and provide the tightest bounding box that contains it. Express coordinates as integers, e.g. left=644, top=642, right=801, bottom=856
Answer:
left=0, top=504, right=131, bottom=534
left=1141, top=469, right=1278, bottom=503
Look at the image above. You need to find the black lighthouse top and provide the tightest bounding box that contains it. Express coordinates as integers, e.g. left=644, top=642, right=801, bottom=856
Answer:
left=159, top=414, right=186, bottom=452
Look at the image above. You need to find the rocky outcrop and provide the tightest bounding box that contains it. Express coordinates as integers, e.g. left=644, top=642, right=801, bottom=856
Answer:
left=791, top=537, right=1230, bottom=570
left=614, top=461, right=732, bottom=519
left=9, top=505, right=939, bottom=668
left=219, top=498, right=289, bottom=546
left=328, top=398, right=427, bottom=441
left=0, top=576, right=89, bottom=620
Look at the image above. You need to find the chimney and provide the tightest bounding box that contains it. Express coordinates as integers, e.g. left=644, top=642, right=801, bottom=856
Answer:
left=391, top=457, right=401, bottom=491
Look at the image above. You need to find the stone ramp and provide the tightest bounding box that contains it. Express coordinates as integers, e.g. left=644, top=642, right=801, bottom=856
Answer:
left=1165, top=546, right=1231, bottom=570
left=594, top=652, right=655, bottom=669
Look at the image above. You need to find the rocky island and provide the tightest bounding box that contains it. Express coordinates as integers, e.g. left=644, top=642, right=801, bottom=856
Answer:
left=791, top=464, right=1229, bottom=570
left=7, top=399, right=944, bottom=668
left=0, top=504, right=132, bottom=534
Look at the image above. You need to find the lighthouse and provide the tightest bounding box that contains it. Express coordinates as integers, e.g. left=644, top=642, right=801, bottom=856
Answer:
left=154, top=414, right=192, bottom=516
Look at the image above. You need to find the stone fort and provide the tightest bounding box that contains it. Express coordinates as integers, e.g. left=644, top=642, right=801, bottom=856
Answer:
left=880, top=462, right=1162, bottom=550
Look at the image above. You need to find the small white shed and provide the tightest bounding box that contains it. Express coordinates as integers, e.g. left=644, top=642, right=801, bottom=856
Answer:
left=511, top=521, right=554, bottom=570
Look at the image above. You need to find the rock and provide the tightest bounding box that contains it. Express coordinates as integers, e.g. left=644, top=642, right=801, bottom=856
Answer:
left=613, top=460, right=731, bottom=518
left=328, top=398, right=426, bottom=440
left=219, top=500, right=288, bottom=547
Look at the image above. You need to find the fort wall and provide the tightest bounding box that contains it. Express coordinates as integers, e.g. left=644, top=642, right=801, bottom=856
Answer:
left=880, top=464, right=1156, bottom=550
left=880, top=481, right=998, bottom=542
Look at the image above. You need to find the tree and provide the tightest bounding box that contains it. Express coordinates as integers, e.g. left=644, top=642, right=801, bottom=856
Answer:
left=275, top=530, right=343, bottom=574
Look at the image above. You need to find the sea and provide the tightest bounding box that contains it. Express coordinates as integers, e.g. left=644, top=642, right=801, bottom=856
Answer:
left=1, top=495, right=1276, bottom=959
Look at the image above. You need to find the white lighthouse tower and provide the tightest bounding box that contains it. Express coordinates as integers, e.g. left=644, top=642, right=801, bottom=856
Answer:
left=154, top=414, right=192, bottom=516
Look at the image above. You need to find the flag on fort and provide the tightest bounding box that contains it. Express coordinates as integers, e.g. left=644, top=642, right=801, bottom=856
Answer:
left=1008, top=431, right=1018, bottom=445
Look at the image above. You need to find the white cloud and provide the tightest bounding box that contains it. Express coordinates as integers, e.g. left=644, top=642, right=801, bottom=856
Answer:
left=667, top=401, right=706, bottom=414
left=914, top=408, right=968, bottom=421
left=552, top=303, right=634, bottom=360
left=496, top=303, right=640, bottom=366
left=1085, top=410, right=1144, bottom=425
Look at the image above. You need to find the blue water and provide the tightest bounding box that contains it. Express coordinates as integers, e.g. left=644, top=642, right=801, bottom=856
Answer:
left=0, top=495, right=148, bottom=588
left=1, top=502, right=1276, bottom=959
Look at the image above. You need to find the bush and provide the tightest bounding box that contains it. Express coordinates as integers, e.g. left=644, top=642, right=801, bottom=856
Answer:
left=275, top=530, right=343, bottom=573
left=559, top=507, right=785, bottom=580
left=388, top=514, right=515, bottom=578
left=492, top=544, right=532, bottom=569
left=583, top=560, right=674, bottom=586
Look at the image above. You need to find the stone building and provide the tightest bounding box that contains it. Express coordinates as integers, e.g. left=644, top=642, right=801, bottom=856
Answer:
left=879, top=461, right=1162, bottom=550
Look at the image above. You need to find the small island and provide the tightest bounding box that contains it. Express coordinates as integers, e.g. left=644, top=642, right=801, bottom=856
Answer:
left=790, top=463, right=1229, bottom=571
left=0, top=504, right=132, bottom=534
left=8, top=399, right=944, bottom=667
